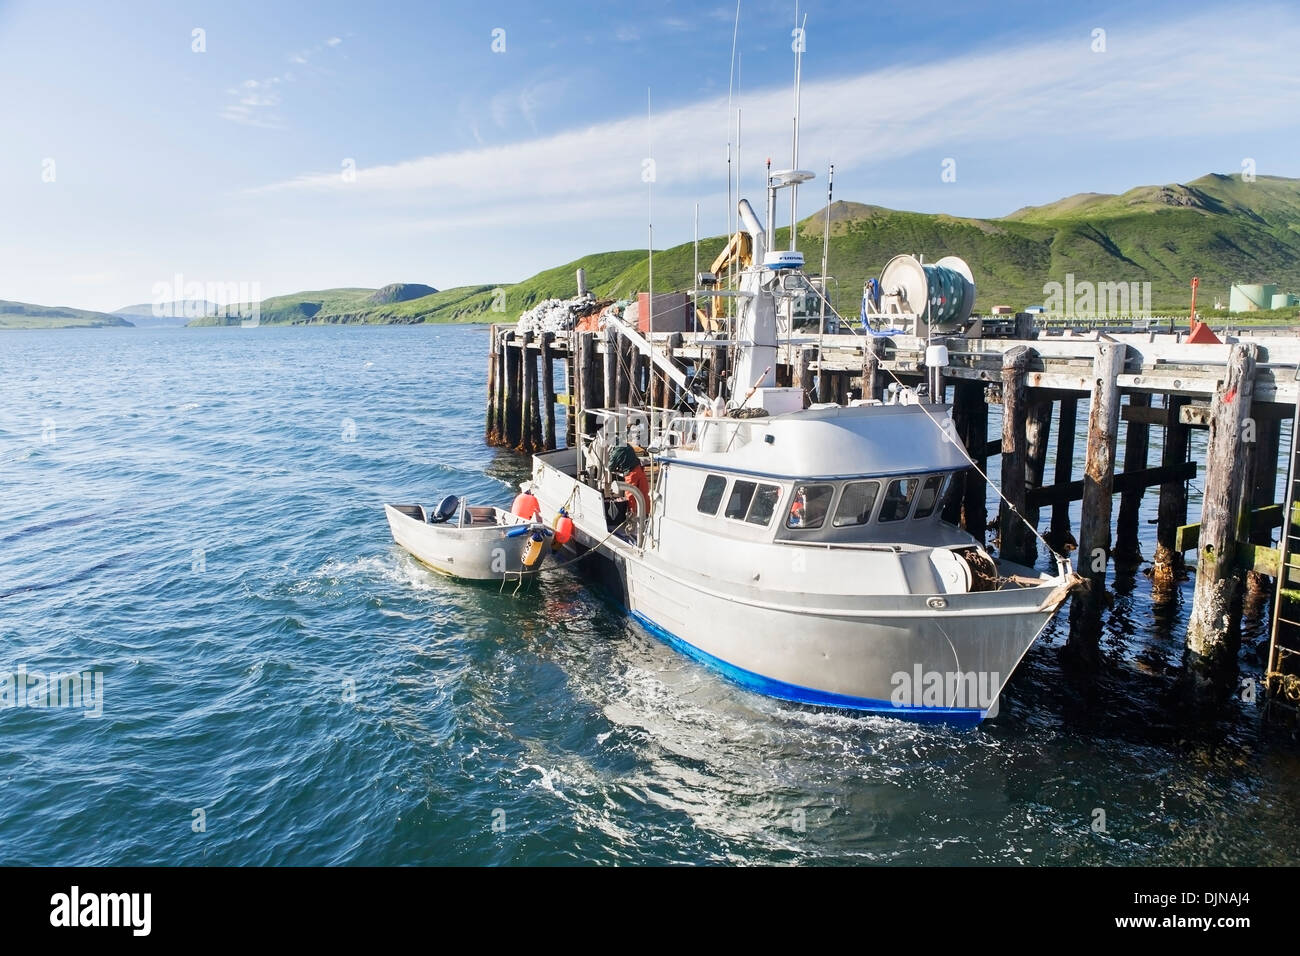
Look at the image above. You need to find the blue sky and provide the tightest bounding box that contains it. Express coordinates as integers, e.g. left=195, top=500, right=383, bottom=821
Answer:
left=2, top=0, right=1298, bottom=312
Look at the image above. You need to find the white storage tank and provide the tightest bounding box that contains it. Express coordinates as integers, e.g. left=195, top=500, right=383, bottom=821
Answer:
left=1229, top=283, right=1277, bottom=312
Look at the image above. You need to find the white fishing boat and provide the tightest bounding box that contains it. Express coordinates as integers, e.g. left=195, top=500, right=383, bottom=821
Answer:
left=523, top=182, right=1079, bottom=723
left=384, top=495, right=551, bottom=581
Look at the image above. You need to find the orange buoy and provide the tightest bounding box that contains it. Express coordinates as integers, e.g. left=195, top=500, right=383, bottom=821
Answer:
left=511, top=493, right=540, bottom=520
left=551, top=510, right=574, bottom=546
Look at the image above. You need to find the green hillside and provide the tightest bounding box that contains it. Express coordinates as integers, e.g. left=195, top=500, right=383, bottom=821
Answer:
left=0, top=300, right=133, bottom=329
left=405, top=171, right=1300, bottom=322
left=19, top=171, right=1296, bottom=329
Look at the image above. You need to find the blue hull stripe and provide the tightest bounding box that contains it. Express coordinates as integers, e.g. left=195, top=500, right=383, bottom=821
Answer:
left=628, top=610, right=986, bottom=727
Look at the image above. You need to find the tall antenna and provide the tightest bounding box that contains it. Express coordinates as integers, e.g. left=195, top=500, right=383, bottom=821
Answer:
left=693, top=201, right=699, bottom=292
left=726, top=1, right=741, bottom=321
left=647, top=86, right=653, bottom=372
left=735, top=52, right=742, bottom=223
left=765, top=157, right=773, bottom=249
left=790, top=6, right=806, bottom=251
left=733, top=104, right=741, bottom=322
left=820, top=162, right=834, bottom=345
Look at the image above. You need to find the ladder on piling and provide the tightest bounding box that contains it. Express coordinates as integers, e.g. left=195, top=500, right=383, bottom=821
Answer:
left=1266, top=388, right=1300, bottom=710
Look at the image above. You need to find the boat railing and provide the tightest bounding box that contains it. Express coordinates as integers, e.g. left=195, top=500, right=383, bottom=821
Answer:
left=662, top=415, right=756, bottom=454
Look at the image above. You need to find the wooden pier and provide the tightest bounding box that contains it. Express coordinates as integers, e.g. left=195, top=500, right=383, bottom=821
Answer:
left=485, top=319, right=1300, bottom=703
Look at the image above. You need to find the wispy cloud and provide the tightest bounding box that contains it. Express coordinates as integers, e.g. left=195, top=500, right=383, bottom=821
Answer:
left=487, top=76, right=569, bottom=133
left=220, top=76, right=284, bottom=128
left=219, top=36, right=344, bottom=128
left=251, top=8, right=1300, bottom=226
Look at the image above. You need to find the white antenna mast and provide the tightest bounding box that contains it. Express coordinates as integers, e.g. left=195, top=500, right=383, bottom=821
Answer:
left=693, top=201, right=699, bottom=300
left=647, top=86, right=654, bottom=388
left=726, top=1, right=741, bottom=323
left=820, top=162, right=833, bottom=348
left=734, top=103, right=741, bottom=328
left=790, top=6, right=806, bottom=251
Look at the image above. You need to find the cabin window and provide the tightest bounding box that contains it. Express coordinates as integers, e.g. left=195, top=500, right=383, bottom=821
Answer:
left=833, top=480, right=881, bottom=527
left=697, top=474, right=726, bottom=515
left=724, top=480, right=757, bottom=519
left=913, top=474, right=946, bottom=518
left=746, top=484, right=783, bottom=526
left=879, top=477, right=919, bottom=522
left=788, top=483, right=834, bottom=529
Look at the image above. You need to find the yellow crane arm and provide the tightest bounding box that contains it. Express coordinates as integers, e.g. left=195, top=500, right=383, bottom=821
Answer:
left=707, top=231, right=753, bottom=328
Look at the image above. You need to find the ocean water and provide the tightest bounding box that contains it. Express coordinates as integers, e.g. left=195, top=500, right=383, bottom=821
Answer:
left=0, top=323, right=1296, bottom=866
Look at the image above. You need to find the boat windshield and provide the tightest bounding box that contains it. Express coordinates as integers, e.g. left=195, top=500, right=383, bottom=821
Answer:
left=777, top=472, right=957, bottom=543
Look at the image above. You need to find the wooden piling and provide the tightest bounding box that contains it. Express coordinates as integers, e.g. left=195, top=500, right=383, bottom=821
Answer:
left=709, top=345, right=726, bottom=401
left=1076, top=342, right=1126, bottom=588
left=616, top=339, right=633, bottom=407
left=668, top=332, right=685, bottom=408
left=1249, top=414, right=1281, bottom=542
left=959, top=381, right=989, bottom=541
left=564, top=343, right=576, bottom=449
left=504, top=331, right=521, bottom=448
left=1115, top=392, right=1151, bottom=563
left=1000, top=346, right=1035, bottom=566
left=495, top=330, right=509, bottom=445
left=1047, top=396, right=1077, bottom=549
left=1024, top=396, right=1053, bottom=532
left=862, top=339, right=884, bottom=402
left=816, top=357, right=836, bottom=404
left=528, top=342, right=544, bottom=452
left=1152, top=394, right=1191, bottom=599
left=541, top=331, right=557, bottom=451
left=630, top=346, right=646, bottom=406
left=579, top=331, right=598, bottom=436
left=519, top=333, right=537, bottom=453
left=1247, top=412, right=1283, bottom=596
left=1187, top=343, right=1259, bottom=670
left=604, top=326, right=618, bottom=412
left=943, top=381, right=979, bottom=529
left=797, top=346, right=815, bottom=408
left=486, top=326, right=499, bottom=444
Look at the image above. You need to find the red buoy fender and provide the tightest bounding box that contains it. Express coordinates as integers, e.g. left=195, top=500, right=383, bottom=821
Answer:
left=512, top=493, right=540, bottom=520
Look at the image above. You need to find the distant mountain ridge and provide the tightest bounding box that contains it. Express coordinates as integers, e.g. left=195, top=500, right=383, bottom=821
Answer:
left=0, top=301, right=132, bottom=329
left=114, top=299, right=222, bottom=327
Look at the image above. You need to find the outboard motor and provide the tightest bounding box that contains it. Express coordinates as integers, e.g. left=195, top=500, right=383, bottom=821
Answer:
left=427, top=494, right=460, bottom=524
